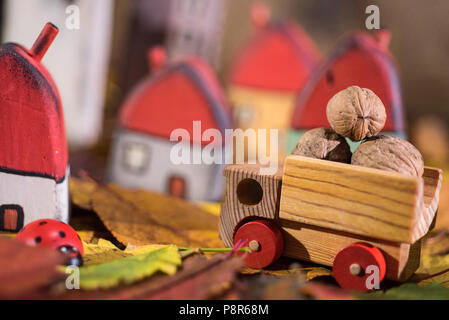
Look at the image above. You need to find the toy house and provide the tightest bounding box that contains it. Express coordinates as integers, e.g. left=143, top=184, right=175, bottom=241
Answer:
left=108, top=48, right=232, bottom=201
left=3, top=0, right=114, bottom=149
left=165, top=0, right=227, bottom=69
left=0, top=23, right=69, bottom=232
left=289, top=30, right=404, bottom=152
left=228, top=3, right=321, bottom=160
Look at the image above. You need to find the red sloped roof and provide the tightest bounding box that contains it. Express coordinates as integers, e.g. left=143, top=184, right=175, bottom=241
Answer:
left=229, top=21, right=321, bottom=92
left=0, top=43, right=68, bottom=182
left=119, top=57, right=232, bottom=145
left=291, top=31, right=404, bottom=133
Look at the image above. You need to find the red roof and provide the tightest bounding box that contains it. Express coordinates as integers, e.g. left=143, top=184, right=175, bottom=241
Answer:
left=229, top=21, right=321, bottom=92
left=291, top=31, right=404, bottom=133
left=0, top=43, right=68, bottom=182
left=120, top=57, right=232, bottom=145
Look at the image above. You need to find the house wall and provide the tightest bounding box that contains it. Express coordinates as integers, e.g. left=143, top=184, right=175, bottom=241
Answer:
left=108, top=130, right=225, bottom=201
left=228, top=85, right=296, bottom=161
left=0, top=168, right=69, bottom=228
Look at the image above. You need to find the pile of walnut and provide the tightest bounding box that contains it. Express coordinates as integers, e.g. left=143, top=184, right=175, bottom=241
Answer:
left=292, top=85, right=424, bottom=177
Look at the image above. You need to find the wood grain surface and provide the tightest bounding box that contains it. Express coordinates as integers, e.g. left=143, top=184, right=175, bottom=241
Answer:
left=219, top=163, right=283, bottom=247
left=280, top=218, right=420, bottom=281
left=279, top=155, right=426, bottom=243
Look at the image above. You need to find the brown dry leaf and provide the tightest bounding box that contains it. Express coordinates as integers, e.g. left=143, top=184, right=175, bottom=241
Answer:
left=409, top=229, right=449, bottom=287
left=240, top=266, right=332, bottom=280
left=414, top=253, right=449, bottom=287
left=240, top=258, right=332, bottom=281
left=70, top=177, right=223, bottom=248
left=0, top=238, right=65, bottom=298
left=422, top=229, right=449, bottom=256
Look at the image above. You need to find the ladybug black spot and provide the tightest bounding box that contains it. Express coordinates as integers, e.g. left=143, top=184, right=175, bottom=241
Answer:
left=35, top=236, right=42, bottom=243
left=59, top=231, right=66, bottom=238
left=39, top=221, right=47, bottom=226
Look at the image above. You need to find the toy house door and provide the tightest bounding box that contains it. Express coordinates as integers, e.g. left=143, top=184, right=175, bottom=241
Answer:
left=0, top=205, right=24, bottom=232
left=168, top=176, right=186, bottom=199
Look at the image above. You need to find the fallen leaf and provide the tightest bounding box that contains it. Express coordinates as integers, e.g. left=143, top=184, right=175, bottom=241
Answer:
left=0, top=232, right=16, bottom=238
left=362, top=283, right=449, bottom=300
left=70, top=177, right=223, bottom=248
left=113, top=254, right=244, bottom=299
left=79, top=245, right=181, bottom=290
left=422, top=230, right=449, bottom=256
left=301, top=282, right=353, bottom=300
left=196, top=201, right=221, bottom=216
left=414, top=253, right=449, bottom=287
left=83, top=239, right=169, bottom=266
left=0, top=238, right=65, bottom=298
left=240, top=259, right=332, bottom=280
left=77, top=230, right=96, bottom=244
left=235, top=274, right=306, bottom=300
left=303, top=267, right=333, bottom=280
left=55, top=253, right=243, bottom=299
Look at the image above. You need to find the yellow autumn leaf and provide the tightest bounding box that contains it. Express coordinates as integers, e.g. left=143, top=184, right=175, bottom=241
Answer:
left=79, top=245, right=181, bottom=290
left=415, top=253, right=449, bottom=287
left=77, top=230, right=95, bottom=243
left=83, top=238, right=169, bottom=266
left=0, top=232, right=16, bottom=238
left=240, top=265, right=331, bottom=280
left=70, top=177, right=223, bottom=248
left=197, top=201, right=221, bottom=216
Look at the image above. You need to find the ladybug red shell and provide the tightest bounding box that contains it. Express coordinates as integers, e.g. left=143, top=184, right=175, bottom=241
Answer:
left=16, top=219, right=84, bottom=266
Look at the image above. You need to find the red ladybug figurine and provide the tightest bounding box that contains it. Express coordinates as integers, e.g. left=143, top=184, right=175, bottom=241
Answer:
left=16, top=219, right=84, bottom=266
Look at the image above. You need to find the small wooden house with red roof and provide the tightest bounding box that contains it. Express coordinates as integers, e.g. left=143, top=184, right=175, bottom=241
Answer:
left=289, top=30, right=405, bottom=152
left=0, top=23, right=69, bottom=232
left=108, top=48, right=232, bottom=201
left=228, top=3, right=321, bottom=159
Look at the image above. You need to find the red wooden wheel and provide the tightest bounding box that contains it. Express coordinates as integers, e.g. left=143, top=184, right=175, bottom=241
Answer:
left=333, top=242, right=386, bottom=292
left=233, top=219, right=284, bottom=269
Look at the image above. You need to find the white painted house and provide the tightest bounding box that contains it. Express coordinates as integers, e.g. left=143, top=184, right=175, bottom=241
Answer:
left=0, top=24, right=69, bottom=231
left=108, top=54, right=232, bottom=201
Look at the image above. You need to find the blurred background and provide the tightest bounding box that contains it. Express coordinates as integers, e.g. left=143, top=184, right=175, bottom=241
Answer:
left=0, top=0, right=448, bottom=176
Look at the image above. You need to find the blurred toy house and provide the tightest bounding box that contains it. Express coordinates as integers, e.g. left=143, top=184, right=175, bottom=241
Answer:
left=227, top=3, right=321, bottom=160
left=289, top=30, right=404, bottom=152
left=108, top=49, right=232, bottom=201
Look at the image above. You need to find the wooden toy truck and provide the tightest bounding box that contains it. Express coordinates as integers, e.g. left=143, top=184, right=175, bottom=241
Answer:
left=219, top=155, right=443, bottom=291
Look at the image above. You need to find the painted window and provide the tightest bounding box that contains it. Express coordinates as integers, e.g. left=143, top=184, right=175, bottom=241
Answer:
left=168, top=175, right=186, bottom=199
left=123, top=142, right=150, bottom=173
left=0, top=204, right=24, bottom=232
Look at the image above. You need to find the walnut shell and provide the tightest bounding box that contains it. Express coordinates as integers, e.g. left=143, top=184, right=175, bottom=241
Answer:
left=291, top=128, right=351, bottom=163
left=326, top=86, right=387, bottom=142
left=351, top=135, right=424, bottom=176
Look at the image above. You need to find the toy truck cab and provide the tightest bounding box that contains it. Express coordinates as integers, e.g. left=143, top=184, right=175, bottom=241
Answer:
left=219, top=155, right=443, bottom=291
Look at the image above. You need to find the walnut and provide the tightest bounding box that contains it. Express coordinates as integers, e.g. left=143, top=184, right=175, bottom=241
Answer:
left=326, top=86, right=387, bottom=142
left=351, top=135, right=424, bottom=176
left=291, top=128, right=351, bottom=163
